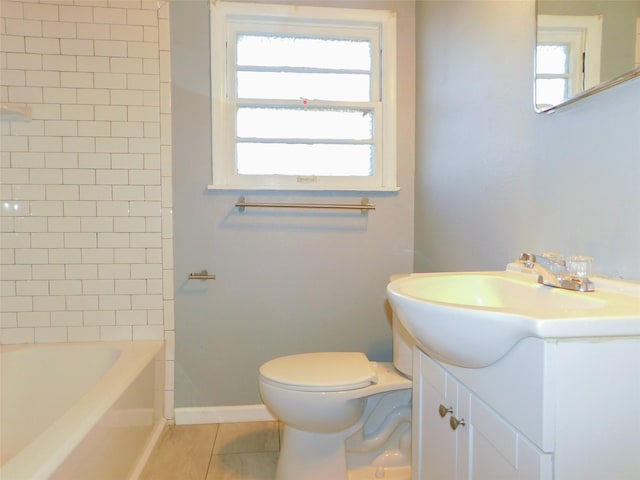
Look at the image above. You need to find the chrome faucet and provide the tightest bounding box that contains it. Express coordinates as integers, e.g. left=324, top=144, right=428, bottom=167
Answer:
left=518, top=252, right=594, bottom=292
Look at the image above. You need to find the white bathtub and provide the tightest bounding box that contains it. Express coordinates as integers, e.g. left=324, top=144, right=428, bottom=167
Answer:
left=0, top=341, right=165, bottom=480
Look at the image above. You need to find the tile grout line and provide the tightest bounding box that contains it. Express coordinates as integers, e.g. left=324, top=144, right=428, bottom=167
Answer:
left=203, top=423, right=221, bottom=480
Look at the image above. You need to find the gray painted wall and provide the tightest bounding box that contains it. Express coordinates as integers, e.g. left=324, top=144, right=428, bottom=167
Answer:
left=171, top=0, right=639, bottom=408
left=414, top=0, right=640, bottom=280
left=170, top=0, right=416, bottom=407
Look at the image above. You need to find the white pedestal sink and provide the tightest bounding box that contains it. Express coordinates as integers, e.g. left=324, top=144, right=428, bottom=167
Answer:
left=387, top=264, right=640, bottom=368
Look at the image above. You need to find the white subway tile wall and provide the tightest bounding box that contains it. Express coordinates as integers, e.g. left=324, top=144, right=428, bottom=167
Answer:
left=0, top=0, right=175, bottom=419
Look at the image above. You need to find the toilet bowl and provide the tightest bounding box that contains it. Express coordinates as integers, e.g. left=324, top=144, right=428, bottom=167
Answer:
left=259, top=351, right=412, bottom=480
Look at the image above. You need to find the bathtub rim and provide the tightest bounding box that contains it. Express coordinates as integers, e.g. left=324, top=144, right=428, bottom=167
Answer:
left=0, top=340, right=164, bottom=480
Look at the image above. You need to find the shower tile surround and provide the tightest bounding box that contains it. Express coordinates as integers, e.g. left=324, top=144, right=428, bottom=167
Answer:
left=0, top=0, right=176, bottom=419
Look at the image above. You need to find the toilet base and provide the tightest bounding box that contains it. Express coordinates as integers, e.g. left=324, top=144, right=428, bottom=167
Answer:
left=276, top=426, right=351, bottom=480
left=276, top=429, right=413, bottom=480
left=348, top=465, right=411, bottom=480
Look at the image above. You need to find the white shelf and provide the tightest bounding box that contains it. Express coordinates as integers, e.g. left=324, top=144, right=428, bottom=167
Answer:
left=0, top=103, right=32, bottom=122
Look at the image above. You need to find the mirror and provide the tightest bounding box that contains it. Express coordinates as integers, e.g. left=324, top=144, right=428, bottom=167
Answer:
left=535, top=0, right=640, bottom=112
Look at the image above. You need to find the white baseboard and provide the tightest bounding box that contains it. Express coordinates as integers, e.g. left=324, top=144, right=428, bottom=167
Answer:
left=174, top=404, right=276, bottom=425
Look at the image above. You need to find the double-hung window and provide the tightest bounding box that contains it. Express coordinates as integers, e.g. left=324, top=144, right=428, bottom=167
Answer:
left=209, top=1, right=398, bottom=191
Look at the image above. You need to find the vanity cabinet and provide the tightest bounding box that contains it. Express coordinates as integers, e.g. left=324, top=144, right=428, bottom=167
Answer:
left=413, top=349, right=551, bottom=480
left=412, top=336, right=640, bottom=480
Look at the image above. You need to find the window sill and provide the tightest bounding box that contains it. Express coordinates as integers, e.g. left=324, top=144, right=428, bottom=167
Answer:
left=207, top=184, right=400, bottom=193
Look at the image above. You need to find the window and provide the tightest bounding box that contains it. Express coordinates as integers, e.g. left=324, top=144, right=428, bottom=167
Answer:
left=535, top=15, right=602, bottom=110
left=209, top=1, right=398, bottom=191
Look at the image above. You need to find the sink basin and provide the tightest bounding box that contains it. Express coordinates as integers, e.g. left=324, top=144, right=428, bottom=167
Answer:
left=387, top=268, right=640, bottom=368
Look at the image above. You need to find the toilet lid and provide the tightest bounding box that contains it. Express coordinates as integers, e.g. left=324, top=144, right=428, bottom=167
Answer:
left=259, top=352, right=377, bottom=392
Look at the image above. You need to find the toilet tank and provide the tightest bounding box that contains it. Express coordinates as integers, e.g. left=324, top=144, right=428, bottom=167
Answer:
left=389, top=274, right=414, bottom=378
left=392, top=312, right=414, bottom=378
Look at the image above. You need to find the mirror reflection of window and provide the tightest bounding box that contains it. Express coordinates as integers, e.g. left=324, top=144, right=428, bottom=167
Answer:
left=535, top=14, right=602, bottom=110
left=536, top=44, right=571, bottom=107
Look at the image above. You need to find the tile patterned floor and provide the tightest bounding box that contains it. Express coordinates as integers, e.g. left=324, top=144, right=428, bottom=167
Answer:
left=140, top=422, right=280, bottom=480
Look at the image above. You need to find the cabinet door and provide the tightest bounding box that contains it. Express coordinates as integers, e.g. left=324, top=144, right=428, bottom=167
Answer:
left=468, top=391, right=552, bottom=480
left=414, top=350, right=468, bottom=480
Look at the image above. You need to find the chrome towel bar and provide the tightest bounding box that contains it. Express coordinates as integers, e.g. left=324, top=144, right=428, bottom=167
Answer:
left=235, top=196, right=375, bottom=214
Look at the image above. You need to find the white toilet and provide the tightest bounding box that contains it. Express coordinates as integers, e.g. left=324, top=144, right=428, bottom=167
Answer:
left=258, top=318, right=414, bottom=480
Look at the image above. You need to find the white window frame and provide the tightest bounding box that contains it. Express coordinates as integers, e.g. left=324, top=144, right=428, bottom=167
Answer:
left=208, top=1, right=398, bottom=191
left=536, top=14, right=603, bottom=108
left=636, top=18, right=640, bottom=68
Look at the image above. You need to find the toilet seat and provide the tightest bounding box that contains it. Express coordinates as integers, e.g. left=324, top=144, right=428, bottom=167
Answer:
left=259, top=352, right=378, bottom=392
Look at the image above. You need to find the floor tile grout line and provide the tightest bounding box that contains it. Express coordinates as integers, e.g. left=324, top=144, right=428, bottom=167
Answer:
left=203, top=424, right=221, bottom=480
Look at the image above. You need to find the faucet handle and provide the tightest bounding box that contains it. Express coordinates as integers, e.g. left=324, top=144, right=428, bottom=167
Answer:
left=541, top=252, right=565, bottom=266
left=541, top=252, right=567, bottom=275
left=566, top=255, right=593, bottom=280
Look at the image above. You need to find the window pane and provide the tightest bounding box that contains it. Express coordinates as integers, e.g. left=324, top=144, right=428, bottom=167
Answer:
left=536, top=78, right=568, bottom=106
left=237, top=35, right=371, bottom=71
left=237, top=108, right=373, bottom=140
left=237, top=71, right=370, bottom=101
left=237, top=143, right=373, bottom=176
left=536, top=45, right=569, bottom=74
